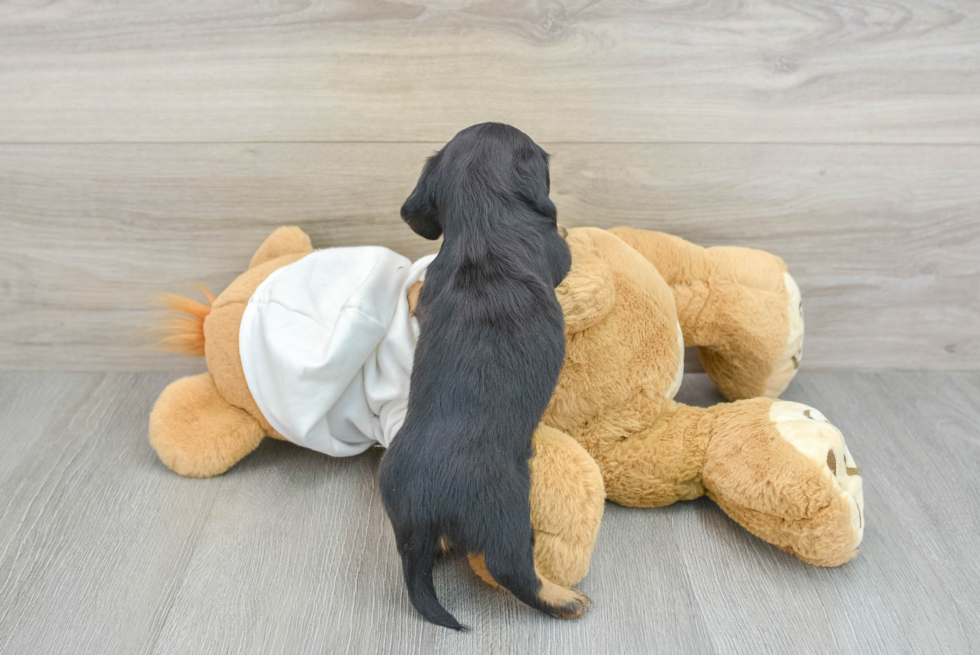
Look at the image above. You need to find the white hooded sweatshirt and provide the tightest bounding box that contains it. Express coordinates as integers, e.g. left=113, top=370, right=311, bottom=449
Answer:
left=239, top=247, right=436, bottom=457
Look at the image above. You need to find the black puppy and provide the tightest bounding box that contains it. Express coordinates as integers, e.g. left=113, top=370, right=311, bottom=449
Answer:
left=379, top=123, right=583, bottom=630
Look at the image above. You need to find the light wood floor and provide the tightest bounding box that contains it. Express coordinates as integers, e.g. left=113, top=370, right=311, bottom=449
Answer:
left=1, top=371, right=977, bottom=654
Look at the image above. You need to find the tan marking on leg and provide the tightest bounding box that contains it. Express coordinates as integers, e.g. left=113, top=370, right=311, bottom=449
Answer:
left=407, top=281, right=423, bottom=315
left=536, top=571, right=589, bottom=620
left=470, top=556, right=588, bottom=618
left=467, top=553, right=501, bottom=589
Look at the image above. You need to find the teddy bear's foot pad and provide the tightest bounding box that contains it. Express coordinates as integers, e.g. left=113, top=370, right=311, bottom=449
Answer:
left=770, top=400, right=864, bottom=550
left=763, top=273, right=805, bottom=398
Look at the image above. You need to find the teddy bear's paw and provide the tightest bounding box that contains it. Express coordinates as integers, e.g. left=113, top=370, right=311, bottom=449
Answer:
left=770, top=401, right=864, bottom=550
left=763, top=273, right=805, bottom=398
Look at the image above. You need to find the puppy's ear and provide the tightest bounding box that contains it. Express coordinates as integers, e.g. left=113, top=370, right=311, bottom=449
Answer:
left=514, top=145, right=557, bottom=220
left=401, top=154, right=444, bottom=240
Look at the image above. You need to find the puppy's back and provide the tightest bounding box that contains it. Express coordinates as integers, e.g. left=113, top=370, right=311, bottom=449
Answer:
left=380, top=122, right=583, bottom=628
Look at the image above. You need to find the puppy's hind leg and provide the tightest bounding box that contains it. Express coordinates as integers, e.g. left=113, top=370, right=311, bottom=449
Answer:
left=469, top=557, right=590, bottom=620
left=482, top=516, right=589, bottom=620
left=534, top=571, right=590, bottom=619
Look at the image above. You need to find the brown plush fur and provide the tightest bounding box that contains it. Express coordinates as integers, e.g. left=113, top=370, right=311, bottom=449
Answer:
left=148, top=227, right=315, bottom=472
left=537, top=228, right=858, bottom=566
left=248, top=226, right=313, bottom=269
left=702, top=398, right=858, bottom=567
left=610, top=227, right=790, bottom=400
left=149, top=224, right=862, bottom=590
left=149, top=371, right=265, bottom=478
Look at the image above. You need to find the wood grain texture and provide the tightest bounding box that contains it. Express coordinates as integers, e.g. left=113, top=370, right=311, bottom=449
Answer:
left=1, top=143, right=977, bottom=371
left=0, top=371, right=977, bottom=654
left=0, top=373, right=217, bottom=654
left=675, top=372, right=980, bottom=654
left=0, top=1, right=978, bottom=143
left=0, top=372, right=104, bottom=481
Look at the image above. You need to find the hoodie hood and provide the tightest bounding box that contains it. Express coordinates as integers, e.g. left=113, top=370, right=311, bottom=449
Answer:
left=239, top=246, right=435, bottom=457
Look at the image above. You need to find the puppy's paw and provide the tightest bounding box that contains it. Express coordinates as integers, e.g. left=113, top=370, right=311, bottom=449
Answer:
left=538, top=577, right=590, bottom=620
left=553, top=589, right=590, bottom=620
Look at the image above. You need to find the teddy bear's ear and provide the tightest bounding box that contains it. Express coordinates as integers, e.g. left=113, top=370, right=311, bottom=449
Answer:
left=556, top=232, right=616, bottom=334
left=249, top=226, right=314, bottom=269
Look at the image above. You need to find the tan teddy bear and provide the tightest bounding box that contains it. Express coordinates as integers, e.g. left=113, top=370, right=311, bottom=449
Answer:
left=150, top=225, right=863, bottom=600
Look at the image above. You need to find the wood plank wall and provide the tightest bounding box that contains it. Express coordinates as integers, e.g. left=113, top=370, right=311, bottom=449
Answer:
left=1, top=1, right=978, bottom=371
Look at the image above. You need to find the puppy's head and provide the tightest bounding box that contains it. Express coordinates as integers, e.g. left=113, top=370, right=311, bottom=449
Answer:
left=401, top=122, right=557, bottom=241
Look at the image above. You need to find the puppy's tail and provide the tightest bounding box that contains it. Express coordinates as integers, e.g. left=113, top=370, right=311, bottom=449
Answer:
left=401, top=531, right=465, bottom=631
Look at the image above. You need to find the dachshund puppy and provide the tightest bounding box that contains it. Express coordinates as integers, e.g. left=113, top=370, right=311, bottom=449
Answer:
left=379, top=123, right=583, bottom=629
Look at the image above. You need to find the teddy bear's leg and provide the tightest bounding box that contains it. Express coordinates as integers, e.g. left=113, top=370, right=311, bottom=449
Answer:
left=687, top=249, right=802, bottom=401
left=149, top=372, right=266, bottom=478
left=248, top=226, right=314, bottom=269
left=609, top=227, right=803, bottom=400
left=701, top=398, right=864, bottom=567
left=583, top=396, right=711, bottom=509
left=469, top=425, right=605, bottom=588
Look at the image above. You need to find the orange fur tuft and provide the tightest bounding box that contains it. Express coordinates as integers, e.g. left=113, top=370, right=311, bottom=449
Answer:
left=151, top=283, right=215, bottom=356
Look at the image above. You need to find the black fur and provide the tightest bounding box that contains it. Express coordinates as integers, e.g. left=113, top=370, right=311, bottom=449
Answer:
left=379, top=123, right=573, bottom=630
